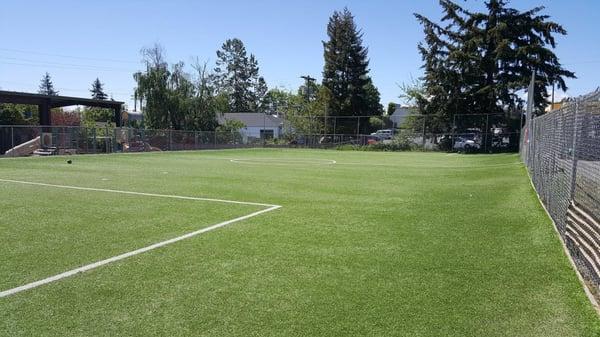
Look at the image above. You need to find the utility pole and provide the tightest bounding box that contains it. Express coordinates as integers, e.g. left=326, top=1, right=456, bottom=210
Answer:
left=300, top=75, right=316, bottom=101
left=300, top=75, right=316, bottom=141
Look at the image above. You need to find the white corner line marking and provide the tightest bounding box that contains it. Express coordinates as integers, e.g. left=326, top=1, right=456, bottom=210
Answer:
left=0, top=179, right=281, bottom=298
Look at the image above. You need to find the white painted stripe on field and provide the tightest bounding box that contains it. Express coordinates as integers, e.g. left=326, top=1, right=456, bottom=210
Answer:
left=0, top=179, right=277, bottom=208
left=0, top=178, right=282, bottom=297
left=0, top=205, right=281, bottom=298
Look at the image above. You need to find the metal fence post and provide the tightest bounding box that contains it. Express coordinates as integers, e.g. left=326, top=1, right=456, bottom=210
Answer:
left=569, top=100, right=581, bottom=199
left=484, top=113, right=489, bottom=153
left=10, top=126, right=14, bottom=157
left=140, top=129, right=145, bottom=152
left=452, top=114, right=457, bottom=152
left=105, top=125, right=110, bottom=153
left=421, top=116, right=426, bottom=149
left=333, top=117, right=337, bottom=142
left=92, top=128, right=97, bottom=154
left=112, top=127, right=117, bottom=153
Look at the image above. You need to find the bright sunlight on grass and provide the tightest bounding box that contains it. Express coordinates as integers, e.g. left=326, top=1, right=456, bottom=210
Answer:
left=1, top=149, right=598, bottom=336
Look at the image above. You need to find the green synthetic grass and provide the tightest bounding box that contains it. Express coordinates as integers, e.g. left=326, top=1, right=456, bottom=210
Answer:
left=0, top=149, right=598, bottom=336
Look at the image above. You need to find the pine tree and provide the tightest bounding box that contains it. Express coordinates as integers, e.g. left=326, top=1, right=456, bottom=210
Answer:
left=414, top=0, right=575, bottom=124
left=252, top=77, right=269, bottom=112
left=322, top=8, right=382, bottom=132
left=90, top=78, right=108, bottom=100
left=38, top=72, right=58, bottom=95
left=323, top=8, right=383, bottom=132
left=214, top=38, right=267, bottom=112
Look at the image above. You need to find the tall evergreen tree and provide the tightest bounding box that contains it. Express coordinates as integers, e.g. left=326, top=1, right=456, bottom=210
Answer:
left=38, top=72, right=58, bottom=95
left=322, top=8, right=382, bottom=133
left=213, top=38, right=267, bottom=112
left=90, top=78, right=108, bottom=100
left=414, top=0, right=575, bottom=125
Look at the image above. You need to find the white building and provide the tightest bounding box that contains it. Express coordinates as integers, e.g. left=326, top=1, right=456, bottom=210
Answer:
left=218, top=113, right=283, bottom=139
left=389, top=104, right=414, bottom=128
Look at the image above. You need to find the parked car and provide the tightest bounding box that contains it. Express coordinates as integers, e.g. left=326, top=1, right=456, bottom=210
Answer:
left=453, top=136, right=481, bottom=151
left=371, top=129, right=394, bottom=140
left=367, top=135, right=381, bottom=145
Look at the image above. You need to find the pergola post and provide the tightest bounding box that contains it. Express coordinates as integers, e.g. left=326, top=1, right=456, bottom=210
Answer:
left=114, top=107, right=122, bottom=127
left=38, top=100, right=51, bottom=126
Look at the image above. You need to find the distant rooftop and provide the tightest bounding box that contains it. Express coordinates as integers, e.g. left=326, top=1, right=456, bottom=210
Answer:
left=218, top=112, right=282, bottom=128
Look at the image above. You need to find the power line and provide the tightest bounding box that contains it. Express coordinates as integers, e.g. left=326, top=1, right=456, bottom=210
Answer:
left=0, top=47, right=139, bottom=64
left=0, top=56, right=136, bottom=72
left=0, top=61, right=133, bottom=73
left=0, top=81, right=132, bottom=96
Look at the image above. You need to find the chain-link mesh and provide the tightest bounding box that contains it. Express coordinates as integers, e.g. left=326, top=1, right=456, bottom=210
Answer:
left=522, top=89, right=600, bottom=290
left=0, top=111, right=523, bottom=155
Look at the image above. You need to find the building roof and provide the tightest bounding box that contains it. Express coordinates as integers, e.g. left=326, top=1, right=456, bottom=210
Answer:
left=0, top=90, right=123, bottom=108
left=390, top=104, right=414, bottom=118
left=218, top=113, right=282, bottom=128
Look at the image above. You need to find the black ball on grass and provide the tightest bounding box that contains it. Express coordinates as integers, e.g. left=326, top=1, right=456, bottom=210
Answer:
left=67, top=160, right=72, bottom=164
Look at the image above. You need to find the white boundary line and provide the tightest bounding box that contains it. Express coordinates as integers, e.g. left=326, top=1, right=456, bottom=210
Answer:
left=0, top=179, right=275, bottom=207
left=0, top=179, right=281, bottom=298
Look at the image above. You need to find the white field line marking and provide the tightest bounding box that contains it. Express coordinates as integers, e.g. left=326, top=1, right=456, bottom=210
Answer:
left=230, top=158, right=336, bottom=165
left=0, top=179, right=281, bottom=298
left=0, top=179, right=276, bottom=207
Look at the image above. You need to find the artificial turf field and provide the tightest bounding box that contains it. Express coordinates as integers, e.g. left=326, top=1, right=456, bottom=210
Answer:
left=0, top=149, right=598, bottom=336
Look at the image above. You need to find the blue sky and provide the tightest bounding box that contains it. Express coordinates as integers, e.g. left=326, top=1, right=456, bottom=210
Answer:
left=1, top=0, right=599, bottom=109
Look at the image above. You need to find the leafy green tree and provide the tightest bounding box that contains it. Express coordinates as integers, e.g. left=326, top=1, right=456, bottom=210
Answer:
left=83, top=107, right=115, bottom=126
left=386, top=103, right=396, bottom=116
left=38, top=72, right=58, bottom=95
left=134, top=45, right=222, bottom=131
left=216, top=118, right=245, bottom=133
left=189, top=60, right=222, bottom=131
left=134, top=44, right=171, bottom=129
left=167, top=61, right=196, bottom=130
left=0, top=104, right=38, bottom=125
left=90, top=78, right=108, bottom=100
left=322, top=8, right=382, bottom=133
left=262, top=88, right=296, bottom=114
left=213, top=38, right=267, bottom=112
left=286, top=85, right=331, bottom=135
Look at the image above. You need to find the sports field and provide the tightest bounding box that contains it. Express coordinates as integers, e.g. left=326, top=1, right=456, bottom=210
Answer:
left=0, top=149, right=598, bottom=336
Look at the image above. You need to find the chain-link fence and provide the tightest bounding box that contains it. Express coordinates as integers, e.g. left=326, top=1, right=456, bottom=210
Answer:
left=0, top=111, right=520, bottom=156
left=279, top=113, right=520, bottom=152
left=522, top=89, right=600, bottom=292
left=0, top=126, right=261, bottom=157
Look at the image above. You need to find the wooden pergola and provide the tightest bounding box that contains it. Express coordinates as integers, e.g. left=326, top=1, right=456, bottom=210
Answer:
left=0, top=90, right=124, bottom=126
